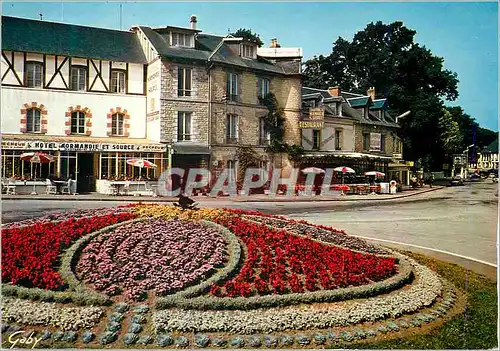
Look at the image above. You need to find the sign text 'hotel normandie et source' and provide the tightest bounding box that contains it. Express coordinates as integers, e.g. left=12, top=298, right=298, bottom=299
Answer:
left=2, top=140, right=167, bottom=153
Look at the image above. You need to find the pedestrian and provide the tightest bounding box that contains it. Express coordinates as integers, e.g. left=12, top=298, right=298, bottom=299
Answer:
left=429, top=173, right=434, bottom=188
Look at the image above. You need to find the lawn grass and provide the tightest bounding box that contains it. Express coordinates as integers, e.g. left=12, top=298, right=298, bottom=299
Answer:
left=342, top=251, right=498, bottom=349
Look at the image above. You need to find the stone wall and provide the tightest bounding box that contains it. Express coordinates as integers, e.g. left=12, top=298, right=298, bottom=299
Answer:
left=354, top=123, right=400, bottom=156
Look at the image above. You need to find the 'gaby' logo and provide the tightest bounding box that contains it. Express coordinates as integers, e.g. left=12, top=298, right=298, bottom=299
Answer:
left=8, top=331, right=42, bottom=349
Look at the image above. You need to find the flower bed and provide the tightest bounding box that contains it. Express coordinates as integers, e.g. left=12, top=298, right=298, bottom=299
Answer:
left=243, top=215, right=389, bottom=255
left=153, top=255, right=444, bottom=334
left=2, top=212, right=136, bottom=290
left=1, top=297, right=104, bottom=331
left=75, top=218, right=228, bottom=301
left=208, top=216, right=397, bottom=298
left=2, top=206, right=133, bottom=229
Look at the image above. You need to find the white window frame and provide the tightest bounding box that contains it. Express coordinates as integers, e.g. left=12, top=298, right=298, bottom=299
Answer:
left=241, top=44, right=255, bottom=58
left=177, top=111, right=192, bottom=141
left=111, top=70, right=126, bottom=93
left=111, top=113, right=125, bottom=136
left=25, top=62, right=43, bottom=88
left=171, top=32, right=193, bottom=47
left=258, top=77, right=270, bottom=100
left=226, top=113, right=239, bottom=142
left=226, top=72, right=238, bottom=101
left=178, top=67, right=192, bottom=97
left=71, top=111, right=86, bottom=134
left=70, top=66, right=86, bottom=91
left=26, top=108, right=41, bottom=133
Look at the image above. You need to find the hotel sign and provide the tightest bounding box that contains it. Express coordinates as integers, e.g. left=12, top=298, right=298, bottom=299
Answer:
left=299, top=107, right=324, bottom=129
left=2, top=140, right=167, bottom=153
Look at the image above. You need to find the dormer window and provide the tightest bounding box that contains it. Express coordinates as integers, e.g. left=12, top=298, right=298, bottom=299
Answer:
left=171, top=32, right=194, bottom=48
left=241, top=44, right=256, bottom=59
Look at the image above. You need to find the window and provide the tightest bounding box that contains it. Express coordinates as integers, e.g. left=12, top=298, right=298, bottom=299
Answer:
left=26, top=108, right=41, bottom=133
left=111, top=113, right=125, bottom=136
left=226, top=72, right=238, bottom=102
left=25, top=62, right=43, bottom=88
left=227, top=160, right=236, bottom=184
left=335, top=130, right=342, bottom=151
left=71, top=111, right=85, bottom=134
left=178, top=67, right=192, bottom=97
left=258, top=77, right=270, bottom=100
left=312, top=130, right=321, bottom=150
left=111, top=70, right=126, bottom=93
left=177, top=112, right=192, bottom=141
left=259, top=117, right=270, bottom=145
left=71, top=66, right=86, bottom=91
left=381, top=135, right=386, bottom=152
left=171, top=32, right=193, bottom=47
left=242, top=44, right=255, bottom=58
left=363, top=133, right=370, bottom=151
left=226, top=114, right=239, bottom=143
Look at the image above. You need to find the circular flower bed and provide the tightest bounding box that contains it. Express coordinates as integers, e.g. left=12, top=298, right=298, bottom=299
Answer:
left=75, top=218, right=228, bottom=301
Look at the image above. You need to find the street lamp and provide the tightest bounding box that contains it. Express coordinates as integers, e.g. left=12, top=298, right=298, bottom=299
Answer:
left=462, top=144, right=475, bottom=178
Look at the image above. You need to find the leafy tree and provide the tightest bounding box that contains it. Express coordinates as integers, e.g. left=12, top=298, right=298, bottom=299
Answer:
left=303, top=21, right=461, bottom=169
left=230, top=28, right=263, bottom=47
left=439, top=109, right=462, bottom=155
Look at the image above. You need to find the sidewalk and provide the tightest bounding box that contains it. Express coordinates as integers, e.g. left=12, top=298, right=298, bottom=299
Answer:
left=1, top=186, right=443, bottom=202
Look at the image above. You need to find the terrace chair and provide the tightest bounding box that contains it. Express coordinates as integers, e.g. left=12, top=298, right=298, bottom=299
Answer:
left=3, top=179, right=16, bottom=195
left=61, top=181, right=71, bottom=195
left=45, top=179, right=57, bottom=195
left=120, top=181, right=131, bottom=196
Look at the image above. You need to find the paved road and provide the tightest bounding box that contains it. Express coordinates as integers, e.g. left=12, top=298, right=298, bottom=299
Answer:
left=287, top=182, right=498, bottom=266
left=2, top=182, right=497, bottom=266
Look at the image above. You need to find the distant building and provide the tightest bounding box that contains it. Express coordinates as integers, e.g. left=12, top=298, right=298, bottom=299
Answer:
left=473, top=139, right=499, bottom=174
left=300, top=86, right=411, bottom=184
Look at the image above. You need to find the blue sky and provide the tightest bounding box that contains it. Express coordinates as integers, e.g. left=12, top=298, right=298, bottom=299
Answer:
left=3, top=2, right=498, bottom=131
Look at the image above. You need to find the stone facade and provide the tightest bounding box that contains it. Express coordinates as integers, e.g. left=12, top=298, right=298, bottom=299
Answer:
left=159, top=61, right=210, bottom=144
left=354, top=123, right=401, bottom=157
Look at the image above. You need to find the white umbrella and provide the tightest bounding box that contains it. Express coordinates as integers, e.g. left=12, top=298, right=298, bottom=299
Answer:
left=364, top=171, right=385, bottom=177
left=333, top=166, right=355, bottom=195
left=20, top=152, right=55, bottom=194
left=301, top=167, right=325, bottom=174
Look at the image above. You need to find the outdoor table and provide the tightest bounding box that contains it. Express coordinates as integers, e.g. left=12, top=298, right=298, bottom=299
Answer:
left=52, top=180, right=67, bottom=194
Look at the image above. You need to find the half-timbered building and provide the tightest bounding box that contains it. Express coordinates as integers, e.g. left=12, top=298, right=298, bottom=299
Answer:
left=1, top=16, right=167, bottom=193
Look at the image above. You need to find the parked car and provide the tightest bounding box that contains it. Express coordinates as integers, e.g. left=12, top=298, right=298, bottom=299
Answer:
left=468, top=174, right=481, bottom=182
left=491, top=174, right=498, bottom=183
left=450, top=175, right=464, bottom=186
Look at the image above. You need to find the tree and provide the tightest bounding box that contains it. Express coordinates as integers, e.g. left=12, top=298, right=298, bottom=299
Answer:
left=303, top=21, right=461, bottom=169
left=439, top=109, right=462, bottom=155
left=230, top=28, right=263, bottom=47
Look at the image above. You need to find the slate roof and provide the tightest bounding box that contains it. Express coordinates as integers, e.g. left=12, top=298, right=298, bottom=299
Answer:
left=485, top=139, right=499, bottom=153
left=370, top=99, right=387, bottom=110
left=138, top=27, right=290, bottom=75
left=2, top=16, right=147, bottom=64
left=301, top=87, right=332, bottom=99
left=347, top=96, right=371, bottom=108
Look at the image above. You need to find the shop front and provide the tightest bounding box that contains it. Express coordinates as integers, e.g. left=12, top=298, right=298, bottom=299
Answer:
left=2, top=136, right=168, bottom=194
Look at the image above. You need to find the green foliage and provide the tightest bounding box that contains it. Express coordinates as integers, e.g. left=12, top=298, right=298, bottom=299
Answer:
left=303, top=21, right=463, bottom=168
left=439, top=108, right=462, bottom=155
left=348, top=251, right=497, bottom=349
left=230, top=28, right=263, bottom=47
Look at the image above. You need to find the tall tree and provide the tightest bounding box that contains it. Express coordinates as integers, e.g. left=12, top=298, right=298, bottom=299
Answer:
left=230, top=28, right=263, bottom=47
left=303, top=21, right=460, bottom=169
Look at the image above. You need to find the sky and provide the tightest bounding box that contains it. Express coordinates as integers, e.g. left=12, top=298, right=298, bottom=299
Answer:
left=2, top=1, right=498, bottom=131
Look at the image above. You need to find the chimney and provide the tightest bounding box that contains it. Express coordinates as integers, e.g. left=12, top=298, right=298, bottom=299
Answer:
left=270, top=38, right=281, bottom=48
left=190, top=15, right=197, bottom=30
left=367, top=87, right=375, bottom=101
left=328, top=87, right=341, bottom=97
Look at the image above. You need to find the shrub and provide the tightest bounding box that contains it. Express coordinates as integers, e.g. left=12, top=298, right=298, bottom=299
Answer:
left=114, top=302, right=129, bottom=313
left=106, top=321, right=121, bottom=333
left=175, top=336, right=189, bottom=347
left=81, top=331, right=94, bottom=343
left=52, top=331, right=64, bottom=341
left=128, top=323, right=142, bottom=334
left=123, top=333, right=138, bottom=345
left=131, top=314, right=146, bottom=325
left=99, top=331, right=118, bottom=345
left=156, top=334, right=174, bottom=347
left=137, top=335, right=152, bottom=345
left=295, top=334, right=310, bottom=345
left=313, top=333, right=327, bottom=345
left=109, top=312, right=124, bottom=322
left=247, top=335, right=261, bottom=347
left=62, top=331, right=77, bottom=342
left=133, top=305, right=149, bottom=314
left=212, top=337, right=226, bottom=347
left=194, top=334, right=210, bottom=348
left=40, top=330, right=51, bottom=341
left=231, top=336, right=245, bottom=348
left=278, top=334, right=294, bottom=346
left=264, top=335, right=278, bottom=347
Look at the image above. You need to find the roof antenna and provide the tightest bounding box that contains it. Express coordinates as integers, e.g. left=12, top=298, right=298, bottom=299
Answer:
left=39, top=13, right=43, bottom=20
left=119, top=3, right=123, bottom=30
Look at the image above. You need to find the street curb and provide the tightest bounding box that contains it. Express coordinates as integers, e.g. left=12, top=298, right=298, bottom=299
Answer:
left=0, top=187, right=443, bottom=203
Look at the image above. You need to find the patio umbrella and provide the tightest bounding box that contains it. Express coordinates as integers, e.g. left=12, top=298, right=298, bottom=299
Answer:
left=301, top=167, right=325, bottom=174
left=20, top=152, right=55, bottom=194
left=364, top=171, right=385, bottom=177
left=126, top=159, right=157, bottom=179
left=333, top=166, right=355, bottom=195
